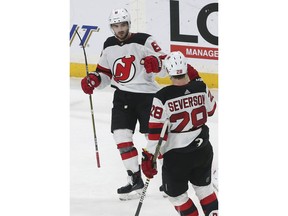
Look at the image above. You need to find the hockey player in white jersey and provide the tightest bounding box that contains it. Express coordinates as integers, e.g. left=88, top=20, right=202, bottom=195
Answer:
left=141, top=51, right=218, bottom=215
left=81, top=8, right=167, bottom=200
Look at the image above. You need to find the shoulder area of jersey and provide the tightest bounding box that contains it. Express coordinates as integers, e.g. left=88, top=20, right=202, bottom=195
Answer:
left=134, top=32, right=151, bottom=38
left=129, top=32, right=152, bottom=43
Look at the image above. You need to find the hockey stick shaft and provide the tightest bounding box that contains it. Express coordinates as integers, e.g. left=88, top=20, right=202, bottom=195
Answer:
left=134, top=178, right=150, bottom=216
left=75, top=29, right=100, bottom=168
left=134, top=119, right=169, bottom=216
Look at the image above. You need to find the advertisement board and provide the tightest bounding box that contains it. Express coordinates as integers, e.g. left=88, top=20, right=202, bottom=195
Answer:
left=70, top=0, right=218, bottom=87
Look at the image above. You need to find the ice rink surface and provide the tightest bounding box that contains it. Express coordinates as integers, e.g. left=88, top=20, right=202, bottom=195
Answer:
left=70, top=77, right=218, bottom=216
left=2, top=2, right=288, bottom=215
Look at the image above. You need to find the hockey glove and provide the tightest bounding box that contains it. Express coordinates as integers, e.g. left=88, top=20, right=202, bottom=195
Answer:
left=143, top=56, right=162, bottom=73
left=141, top=149, right=157, bottom=179
left=81, top=73, right=101, bottom=94
left=187, top=64, right=200, bottom=81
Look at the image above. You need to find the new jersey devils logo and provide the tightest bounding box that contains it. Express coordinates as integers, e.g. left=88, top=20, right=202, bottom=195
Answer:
left=113, top=55, right=136, bottom=83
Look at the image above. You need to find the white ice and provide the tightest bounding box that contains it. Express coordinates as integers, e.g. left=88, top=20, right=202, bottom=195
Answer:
left=70, top=77, right=218, bottom=216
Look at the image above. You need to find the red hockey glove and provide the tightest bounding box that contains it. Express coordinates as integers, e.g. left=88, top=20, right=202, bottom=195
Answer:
left=141, top=149, right=157, bottom=179
left=81, top=73, right=101, bottom=94
left=187, top=64, right=200, bottom=81
left=143, top=56, right=162, bottom=73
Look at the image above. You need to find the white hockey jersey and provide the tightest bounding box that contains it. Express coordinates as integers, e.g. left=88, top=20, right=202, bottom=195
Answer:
left=95, top=33, right=167, bottom=93
left=146, top=80, right=217, bottom=155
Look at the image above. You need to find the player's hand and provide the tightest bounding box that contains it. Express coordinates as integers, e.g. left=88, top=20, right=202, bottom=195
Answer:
left=143, top=56, right=162, bottom=73
left=141, top=149, right=157, bottom=178
left=81, top=73, right=101, bottom=94
left=187, top=64, right=200, bottom=81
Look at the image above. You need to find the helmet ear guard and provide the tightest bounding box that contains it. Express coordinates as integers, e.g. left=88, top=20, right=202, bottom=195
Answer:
left=108, top=8, right=131, bottom=29
left=164, top=51, right=187, bottom=76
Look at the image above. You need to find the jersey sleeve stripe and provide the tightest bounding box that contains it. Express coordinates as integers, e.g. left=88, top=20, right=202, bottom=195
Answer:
left=96, top=64, right=113, bottom=79
left=207, top=103, right=217, bottom=116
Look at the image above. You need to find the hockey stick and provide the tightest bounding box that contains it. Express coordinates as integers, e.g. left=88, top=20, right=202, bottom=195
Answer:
left=134, top=119, right=169, bottom=216
left=75, top=29, right=101, bottom=168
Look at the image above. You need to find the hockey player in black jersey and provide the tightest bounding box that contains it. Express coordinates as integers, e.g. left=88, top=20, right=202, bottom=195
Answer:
left=80, top=8, right=168, bottom=200
left=141, top=51, right=218, bottom=215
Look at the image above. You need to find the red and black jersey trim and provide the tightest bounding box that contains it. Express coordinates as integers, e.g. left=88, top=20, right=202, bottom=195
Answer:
left=208, top=102, right=217, bottom=116
left=96, top=64, right=113, bottom=79
left=148, top=122, right=168, bottom=141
